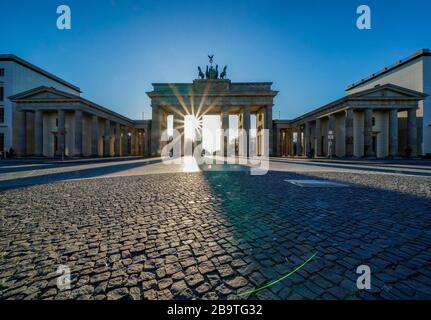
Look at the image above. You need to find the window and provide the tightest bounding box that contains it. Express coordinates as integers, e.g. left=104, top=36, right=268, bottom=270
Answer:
left=0, top=86, right=3, bottom=101
left=0, top=68, right=4, bottom=77
left=0, top=108, right=4, bottom=123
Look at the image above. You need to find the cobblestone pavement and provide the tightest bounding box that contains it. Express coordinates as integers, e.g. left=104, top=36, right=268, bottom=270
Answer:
left=1, top=167, right=431, bottom=300
left=1, top=157, right=431, bottom=191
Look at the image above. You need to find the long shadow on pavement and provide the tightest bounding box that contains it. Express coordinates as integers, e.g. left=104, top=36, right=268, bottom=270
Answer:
left=0, top=157, right=147, bottom=174
left=0, top=159, right=161, bottom=191
left=200, top=169, right=431, bottom=300
left=270, top=158, right=431, bottom=177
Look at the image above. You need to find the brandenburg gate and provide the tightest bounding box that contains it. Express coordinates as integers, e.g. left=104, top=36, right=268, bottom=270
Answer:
left=146, top=56, right=278, bottom=157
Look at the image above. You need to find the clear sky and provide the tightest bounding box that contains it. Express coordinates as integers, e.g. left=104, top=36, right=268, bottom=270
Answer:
left=1, top=0, right=430, bottom=121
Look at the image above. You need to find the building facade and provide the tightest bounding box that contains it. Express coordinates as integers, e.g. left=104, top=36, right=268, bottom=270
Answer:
left=275, top=84, right=426, bottom=158
left=0, top=55, right=81, bottom=156
left=346, top=49, right=431, bottom=156
left=10, top=86, right=149, bottom=157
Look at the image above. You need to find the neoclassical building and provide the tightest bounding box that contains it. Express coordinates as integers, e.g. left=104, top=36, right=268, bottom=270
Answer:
left=275, top=84, right=426, bottom=158
left=274, top=49, right=430, bottom=158
left=10, top=86, right=150, bottom=157
left=1, top=51, right=430, bottom=159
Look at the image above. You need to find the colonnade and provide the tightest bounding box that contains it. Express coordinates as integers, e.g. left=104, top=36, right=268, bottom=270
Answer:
left=150, top=105, right=274, bottom=157
left=15, top=108, right=147, bottom=157
left=277, top=107, right=418, bottom=158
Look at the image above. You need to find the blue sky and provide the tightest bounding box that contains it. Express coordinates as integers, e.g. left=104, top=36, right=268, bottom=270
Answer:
left=1, top=0, right=430, bottom=120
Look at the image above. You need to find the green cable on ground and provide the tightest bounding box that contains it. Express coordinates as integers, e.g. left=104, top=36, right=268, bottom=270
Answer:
left=236, top=251, right=318, bottom=298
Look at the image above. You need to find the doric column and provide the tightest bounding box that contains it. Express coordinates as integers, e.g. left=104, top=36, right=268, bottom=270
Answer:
left=221, top=106, right=229, bottom=158
left=144, top=127, right=151, bottom=157
left=136, top=130, right=141, bottom=156
left=74, top=110, right=83, bottom=157
left=304, top=122, right=311, bottom=156
left=91, top=115, right=99, bottom=156
left=364, top=108, right=373, bottom=157
left=345, top=109, right=354, bottom=157
left=265, top=106, right=273, bottom=156
left=57, top=109, right=65, bottom=157
left=16, top=111, right=27, bottom=156
left=120, top=124, right=125, bottom=156
left=407, top=108, right=417, bottom=157
left=135, top=129, right=140, bottom=156
left=104, top=119, right=111, bottom=157
left=115, top=123, right=121, bottom=156
left=389, top=109, right=399, bottom=157
left=288, top=129, right=293, bottom=156
left=295, top=127, right=302, bottom=156
left=133, top=128, right=140, bottom=156
left=131, top=128, right=136, bottom=156
left=151, top=106, right=162, bottom=156
left=276, top=128, right=282, bottom=156
left=242, top=106, right=251, bottom=157
left=328, top=114, right=336, bottom=157
left=34, top=110, right=43, bottom=156
left=172, top=113, right=183, bottom=156
left=315, top=118, right=322, bottom=157
left=124, top=127, right=132, bottom=156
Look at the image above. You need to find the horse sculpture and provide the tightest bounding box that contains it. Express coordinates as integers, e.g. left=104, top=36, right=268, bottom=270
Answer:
left=220, top=66, right=227, bottom=79
left=198, top=66, right=205, bottom=79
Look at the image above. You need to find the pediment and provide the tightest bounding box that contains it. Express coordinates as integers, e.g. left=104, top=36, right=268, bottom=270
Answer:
left=350, top=84, right=426, bottom=100
left=9, top=86, right=78, bottom=101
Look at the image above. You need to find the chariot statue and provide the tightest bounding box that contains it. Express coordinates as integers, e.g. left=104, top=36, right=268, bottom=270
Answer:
left=197, top=55, right=227, bottom=80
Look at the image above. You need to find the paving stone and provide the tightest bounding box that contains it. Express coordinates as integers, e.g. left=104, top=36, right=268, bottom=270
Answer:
left=106, top=287, right=129, bottom=300
left=143, top=289, right=157, bottom=300
left=195, top=282, right=212, bottom=295
left=90, top=272, right=111, bottom=284
left=107, top=277, right=124, bottom=289
left=129, top=287, right=141, bottom=300
left=139, top=272, right=156, bottom=281
left=157, top=289, right=173, bottom=300
left=170, top=280, right=188, bottom=296
left=142, top=279, right=157, bottom=291
left=217, top=264, right=234, bottom=278
left=225, top=276, right=248, bottom=289
left=185, top=273, right=205, bottom=287
left=198, top=261, right=216, bottom=274
left=158, top=278, right=173, bottom=290
left=176, top=288, right=194, bottom=300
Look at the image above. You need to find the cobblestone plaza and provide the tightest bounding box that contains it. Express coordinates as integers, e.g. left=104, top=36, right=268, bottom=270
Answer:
left=1, top=158, right=430, bottom=300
